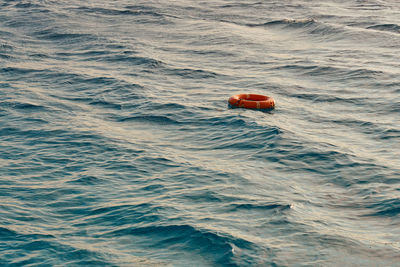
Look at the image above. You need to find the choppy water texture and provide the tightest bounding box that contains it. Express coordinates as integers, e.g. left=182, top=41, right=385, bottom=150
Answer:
left=1, top=0, right=400, bottom=266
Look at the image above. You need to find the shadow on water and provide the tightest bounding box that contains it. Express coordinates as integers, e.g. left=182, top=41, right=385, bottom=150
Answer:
left=228, top=104, right=275, bottom=114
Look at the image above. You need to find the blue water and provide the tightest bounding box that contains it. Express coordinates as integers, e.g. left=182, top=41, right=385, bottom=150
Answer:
left=1, top=0, right=400, bottom=266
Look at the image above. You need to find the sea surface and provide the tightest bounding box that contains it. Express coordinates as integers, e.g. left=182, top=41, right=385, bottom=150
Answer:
left=1, top=0, right=400, bottom=266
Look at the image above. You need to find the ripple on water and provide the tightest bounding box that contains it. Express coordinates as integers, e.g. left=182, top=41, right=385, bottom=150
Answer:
left=1, top=0, right=400, bottom=266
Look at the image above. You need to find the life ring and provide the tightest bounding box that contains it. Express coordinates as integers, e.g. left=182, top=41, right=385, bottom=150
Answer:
left=228, top=94, right=275, bottom=110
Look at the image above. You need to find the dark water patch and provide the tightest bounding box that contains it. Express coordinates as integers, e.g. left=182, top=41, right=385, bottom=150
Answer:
left=32, top=28, right=98, bottom=43
left=0, top=0, right=12, bottom=7
left=0, top=126, right=67, bottom=141
left=47, top=195, right=98, bottom=214
left=0, top=227, right=21, bottom=241
left=0, top=144, right=30, bottom=162
left=75, top=203, right=163, bottom=229
left=255, top=139, right=390, bottom=187
left=292, top=231, right=362, bottom=255
left=140, top=183, right=165, bottom=192
left=31, top=70, right=131, bottom=94
left=211, top=129, right=279, bottom=151
left=101, top=82, right=145, bottom=95
left=10, top=239, right=112, bottom=266
left=328, top=168, right=394, bottom=188
left=74, top=6, right=164, bottom=18
left=166, top=167, right=238, bottom=189
left=117, top=115, right=180, bottom=125
left=365, top=198, right=400, bottom=217
left=148, top=102, right=187, bottom=111
left=0, top=82, right=12, bottom=89
left=0, top=161, right=53, bottom=177
left=7, top=101, right=48, bottom=111
left=79, top=76, right=117, bottom=86
left=103, top=44, right=133, bottom=50
left=135, top=156, right=181, bottom=172
left=88, top=100, right=123, bottom=110
left=220, top=2, right=263, bottom=9
left=350, top=2, right=387, bottom=11
left=329, top=119, right=375, bottom=134
left=0, top=44, right=14, bottom=57
left=124, top=4, right=160, bottom=10
left=380, top=101, right=400, bottom=114
left=272, top=63, right=386, bottom=82
left=136, top=103, right=198, bottom=123
left=0, top=53, right=12, bottom=59
left=227, top=202, right=291, bottom=213
left=56, top=49, right=116, bottom=59
left=248, top=18, right=316, bottom=28
left=108, top=224, right=253, bottom=266
left=193, top=115, right=249, bottom=128
left=164, top=67, right=221, bottom=79
left=14, top=2, right=44, bottom=9
left=247, top=18, right=350, bottom=41
left=290, top=93, right=364, bottom=104
left=1, top=66, right=45, bottom=76
left=179, top=189, right=239, bottom=204
left=72, top=6, right=171, bottom=25
left=272, top=64, right=338, bottom=76
left=55, top=82, right=145, bottom=106
left=88, top=203, right=151, bottom=217
left=29, top=52, right=50, bottom=59
left=53, top=40, right=137, bottom=58
left=99, top=54, right=163, bottom=68
left=4, top=186, right=82, bottom=205
left=0, top=43, right=15, bottom=52
left=367, top=24, right=400, bottom=34
left=345, top=68, right=386, bottom=80
left=328, top=118, right=400, bottom=141
left=52, top=133, right=118, bottom=153
left=379, top=128, right=400, bottom=140
left=181, top=48, right=236, bottom=57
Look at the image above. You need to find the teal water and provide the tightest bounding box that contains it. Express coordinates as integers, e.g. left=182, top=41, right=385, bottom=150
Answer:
left=1, top=0, right=399, bottom=266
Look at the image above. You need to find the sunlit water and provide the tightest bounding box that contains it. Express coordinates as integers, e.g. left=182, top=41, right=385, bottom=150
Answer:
left=1, top=0, right=399, bottom=266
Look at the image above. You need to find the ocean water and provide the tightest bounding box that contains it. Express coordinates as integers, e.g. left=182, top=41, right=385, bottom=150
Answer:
left=1, top=0, right=399, bottom=266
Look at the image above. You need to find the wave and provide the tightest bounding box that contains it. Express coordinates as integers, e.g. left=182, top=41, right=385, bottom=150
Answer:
left=105, top=223, right=253, bottom=266
left=1, top=66, right=46, bottom=76
left=32, top=28, right=98, bottom=43
left=379, top=128, right=400, bottom=140
left=252, top=133, right=394, bottom=187
left=246, top=18, right=367, bottom=41
left=0, top=126, right=66, bottom=140
left=13, top=2, right=45, bottom=9
left=117, top=115, right=180, bottom=125
left=67, top=175, right=104, bottom=185
left=227, top=202, right=291, bottom=212
left=271, top=63, right=387, bottom=83
left=0, top=226, right=113, bottom=266
left=289, top=92, right=365, bottom=105
left=365, top=198, right=400, bottom=217
left=0, top=43, right=13, bottom=52
left=74, top=6, right=164, bottom=18
left=72, top=6, right=172, bottom=25
left=100, top=54, right=163, bottom=68
left=367, top=24, right=400, bottom=34
left=88, top=100, right=123, bottom=110
left=5, top=101, right=49, bottom=112
left=248, top=18, right=316, bottom=28
left=163, top=67, right=221, bottom=79
left=10, top=239, right=112, bottom=266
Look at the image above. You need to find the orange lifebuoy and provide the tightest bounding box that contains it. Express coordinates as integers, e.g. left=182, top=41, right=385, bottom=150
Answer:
left=228, top=94, right=275, bottom=110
